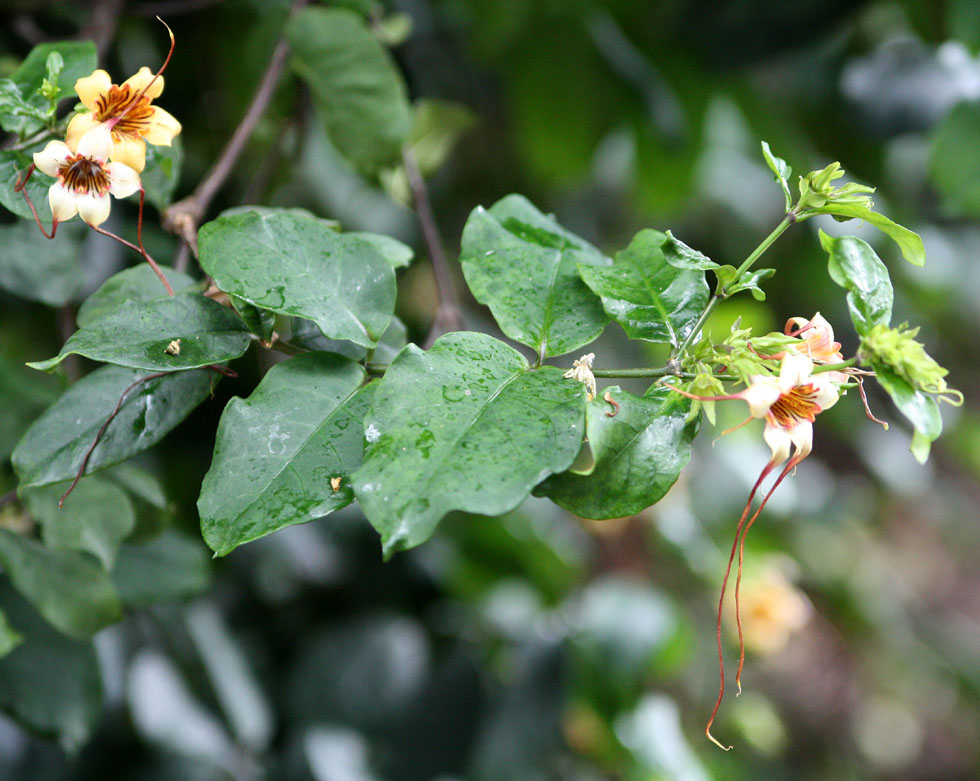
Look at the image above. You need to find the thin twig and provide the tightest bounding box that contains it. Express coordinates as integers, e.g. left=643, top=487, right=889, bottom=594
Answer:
left=163, top=0, right=309, bottom=256
left=403, top=147, right=463, bottom=348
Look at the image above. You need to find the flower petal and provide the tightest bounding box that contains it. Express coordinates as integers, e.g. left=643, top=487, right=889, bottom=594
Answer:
left=811, top=377, right=840, bottom=412
left=778, top=353, right=814, bottom=390
left=122, top=67, right=164, bottom=100
left=741, top=377, right=782, bottom=419
left=106, top=162, right=141, bottom=198
left=73, top=69, right=112, bottom=110
left=76, top=125, right=114, bottom=162
left=76, top=191, right=111, bottom=227
left=143, top=106, right=182, bottom=145
left=763, top=422, right=793, bottom=466
left=786, top=419, right=814, bottom=460
left=48, top=182, right=78, bottom=223
left=111, top=135, right=147, bottom=172
left=33, top=141, right=72, bottom=177
left=65, top=113, right=101, bottom=153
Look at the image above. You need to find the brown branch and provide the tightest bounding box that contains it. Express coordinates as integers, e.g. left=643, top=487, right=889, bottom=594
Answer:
left=163, top=0, right=309, bottom=257
left=402, top=147, right=463, bottom=348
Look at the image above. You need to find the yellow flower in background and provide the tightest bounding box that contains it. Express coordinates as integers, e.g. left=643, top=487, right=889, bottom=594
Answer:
left=731, top=559, right=811, bottom=656
left=66, top=67, right=181, bottom=173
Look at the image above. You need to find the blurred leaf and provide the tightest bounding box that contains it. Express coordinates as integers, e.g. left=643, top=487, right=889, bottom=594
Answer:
left=106, top=463, right=168, bottom=509
left=22, top=476, right=136, bottom=569
left=111, top=532, right=211, bottom=606
left=76, top=264, right=199, bottom=328
left=28, top=292, right=251, bottom=373
left=0, top=582, right=101, bottom=750
left=0, top=149, right=53, bottom=221
left=304, top=726, right=378, bottom=781
left=142, top=137, right=183, bottom=212
left=286, top=7, right=411, bottom=173
left=0, top=219, right=83, bottom=306
left=615, top=694, right=708, bottom=781
left=13, top=365, right=217, bottom=489
left=353, top=332, right=586, bottom=556
left=0, top=530, right=121, bottom=639
left=9, top=41, right=96, bottom=98
left=198, top=210, right=395, bottom=348
left=346, top=231, right=414, bottom=269
left=930, top=100, right=980, bottom=218
left=578, top=229, right=709, bottom=346
left=872, top=361, right=942, bottom=464
left=459, top=194, right=610, bottom=359
left=812, top=202, right=925, bottom=267
left=372, top=315, right=408, bottom=364
left=0, top=608, right=22, bottom=659
left=199, top=354, right=371, bottom=556
left=538, top=387, right=698, bottom=519
left=661, top=230, right=719, bottom=270
left=761, top=140, right=792, bottom=212
left=0, top=352, right=58, bottom=462
left=819, top=231, right=893, bottom=335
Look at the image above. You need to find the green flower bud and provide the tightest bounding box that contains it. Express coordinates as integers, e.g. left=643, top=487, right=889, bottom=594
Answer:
left=861, top=323, right=962, bottom=404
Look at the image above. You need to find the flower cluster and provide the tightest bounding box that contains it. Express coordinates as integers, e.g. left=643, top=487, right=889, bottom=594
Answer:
left=31, top=64, right=180, bottom=228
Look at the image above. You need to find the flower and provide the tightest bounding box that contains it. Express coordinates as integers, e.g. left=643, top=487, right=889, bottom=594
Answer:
left=33, top=125, right=141, bottom=227
left=66, top=67, right=181, bottom=173
left=564, top=353, right=597, bottom=400
left=784, top=312, right=843, bottom=363
left=740, top=353, right=839, bottom=467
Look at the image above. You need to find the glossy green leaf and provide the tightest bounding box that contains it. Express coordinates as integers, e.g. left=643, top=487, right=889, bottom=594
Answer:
left=537, top=386, right=698, bottom=519
left=872, top=361, right=942, bottom=464
left=76, top=264, right=199, bottom=328
left=819, top=231, right=893, bottom=335
left=814, top=202, right=925, bottom=267
left=0, top=583, right=101, bottom=750
left=198, top=210, right=396, bottom=348
left=286, top=7, right=411, bottom=173
left=352, top=331, right=587, bottom=556
left=230, top=295, right=276, bottom=342
left=0, top=219, right=83, bottom=305
left=459, top=194, right=610, bottom=359
left=929, top=100, right=980, bottom=218
left=761, top=141, right=793, bottom=212
left=28, top=292, right=251, bottom=372
left=12, top=365, right=217, bottom=489
left=10, top=40, right=96, bottom=98
left=22, top=477, right=136, bottom=570
left=346, top=232, right=414, bottom=269
left=111, top=532, right=211, bottom=606
left=660, top=230, right=719, bottom=271
left=142, top=137, right=183, bottom=212
left=0, top=530, right=121, bottom=639
left=578, top=229, right=709, bottom=346
left=0, top=149, right=53, bottom=221
left=714, top=264, right=776, bottom=301
left=199, top=353, right=372, bottom=556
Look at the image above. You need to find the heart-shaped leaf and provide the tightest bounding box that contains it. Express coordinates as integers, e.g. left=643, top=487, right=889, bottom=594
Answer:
left=820, top=231, right=893, bottom=335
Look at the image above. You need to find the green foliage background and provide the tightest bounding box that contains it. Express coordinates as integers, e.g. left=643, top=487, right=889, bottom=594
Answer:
left=1, top=0, right=978, bottom=778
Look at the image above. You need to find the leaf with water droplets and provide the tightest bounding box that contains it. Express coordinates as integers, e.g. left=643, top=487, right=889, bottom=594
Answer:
left=459, top=194, right=610, bottom=359
left=199, top=353, right=373, bottom=556
left=352, top=331, right=587, bottom=556
left=198, top=210, right=396, bottom=348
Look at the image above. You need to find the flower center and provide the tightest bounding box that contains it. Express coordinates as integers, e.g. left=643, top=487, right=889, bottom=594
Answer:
left=767, top=384, right=821, bottom=428
left=58, top=154, right=111, bottom=196
left=95, top=84, right=154, bottom=139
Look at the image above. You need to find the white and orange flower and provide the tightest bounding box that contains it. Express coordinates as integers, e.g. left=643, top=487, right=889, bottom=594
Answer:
left=784, top=312, right=843, bottom=364
left=66, top=67, right=181, bottom=173
left=33, top=125, right=141, bottom=227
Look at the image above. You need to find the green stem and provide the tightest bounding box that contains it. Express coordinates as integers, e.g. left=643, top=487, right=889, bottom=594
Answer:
left=672, top=215, right=794, bottom=361
left=592, top=368, right=736, bottom=381
left=811, top=357, right=856, bottom=374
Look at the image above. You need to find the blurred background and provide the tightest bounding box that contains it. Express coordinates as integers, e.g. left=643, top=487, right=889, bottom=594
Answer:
left=1, top=0, right=979, bottom=778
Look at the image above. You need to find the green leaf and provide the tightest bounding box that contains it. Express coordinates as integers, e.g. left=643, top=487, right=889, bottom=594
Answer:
left=714, top=264, right=776, bottom=301
left=0, top=79, right=47, bottom=136
left=819, top=231, right=893, bottom=335
left=111, top=532, right=211, bottom=606
left=929, top=100, right=980, bottom=218
left=0, top=353, right=58, bottom=462
left=352, top=332, right=587, bottom=556
left=230, top=295, right=276, bottom=342
left=459, top=194, right=610, bottom=359
left=813, top=201, right=925, bottom=267
left=0, top=530, right=121, bottom=639
left=286, top=6, right=412, bottom=173
left=0, top=608, right=22, bottom=659
left=0, top=219, right=83, bottom=306
left=346, top=231, right=414, bottom=269
left=10, top=41, right=96, bottom=98
left=198, top=210, right=396, bottom=348
left=660, top=230, right=719, bottom=271
left=12, top=365, right=217, bottom=489
left=0, top=582, right=101, bottom=750
left=871, top=362, right=942, bottom=464
left=104, top=463, right=168, bottom=509
left=141, top=137, right=183, bottom=212
left=199, top=353, right=372, bottom=556
left=22, top=477, right=136, bottom=569
left=0, top=149, right=53, bottom=221
left=578, top=229, right=709, bottom=346
left=76, top=264, right=199, bottom=328
left=27, top=292, right=251, bottom=373
left=760, top=141, right=793, bottom=212
left=537, top=387, right=698, bottom=519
